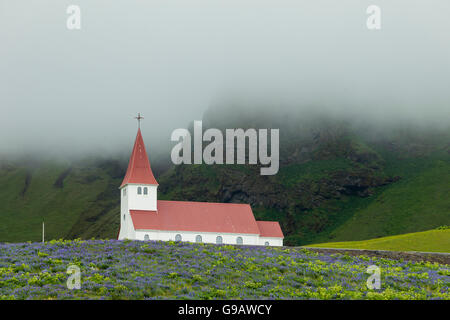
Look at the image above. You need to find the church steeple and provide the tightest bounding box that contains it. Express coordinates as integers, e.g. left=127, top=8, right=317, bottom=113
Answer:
left=120, top=122, right=158, bottom=188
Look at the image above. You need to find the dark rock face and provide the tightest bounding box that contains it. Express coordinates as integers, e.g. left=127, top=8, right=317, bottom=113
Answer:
left=156, top=111, right=414, bottom=246
left=159, top=146, right=395, bottom=244
left=154, top=107, right=450, bottom=246
left=219, top=178, right=288, bottom=209
left=333, top=171, right=382, bottom=197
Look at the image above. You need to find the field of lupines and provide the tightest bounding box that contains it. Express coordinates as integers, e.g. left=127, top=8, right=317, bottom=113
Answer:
left=0, top=239, right=449, bottom=300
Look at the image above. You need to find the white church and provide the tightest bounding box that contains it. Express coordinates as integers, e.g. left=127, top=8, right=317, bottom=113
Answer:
left=117, top=122, right=284, bottom=246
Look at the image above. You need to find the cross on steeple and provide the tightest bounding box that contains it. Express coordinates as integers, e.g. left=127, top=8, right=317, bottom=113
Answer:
left=135, top=113, right=144, bottom=128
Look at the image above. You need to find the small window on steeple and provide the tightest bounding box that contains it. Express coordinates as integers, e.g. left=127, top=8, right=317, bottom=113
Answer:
left=143, top=187, right=148, bottom=195
left=137, top=187, right=142, bottom=195
left=123, top=188, right=126, bottom=197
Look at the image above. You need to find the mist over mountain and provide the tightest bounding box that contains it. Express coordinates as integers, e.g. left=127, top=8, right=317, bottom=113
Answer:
left=1, top=0, right=450, bottom=160
left=0, top=0, right=449, bottom=245
left=1, top=102, right=448, bottom=244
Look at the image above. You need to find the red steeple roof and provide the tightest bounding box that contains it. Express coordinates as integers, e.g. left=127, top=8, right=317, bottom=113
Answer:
left=120, top=129, right=158, bottom=188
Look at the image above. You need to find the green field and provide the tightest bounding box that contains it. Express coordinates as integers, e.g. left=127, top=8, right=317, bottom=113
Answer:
left=1, top=239, right=449, bottom=300
left=308, top=229, right=450, bottom=253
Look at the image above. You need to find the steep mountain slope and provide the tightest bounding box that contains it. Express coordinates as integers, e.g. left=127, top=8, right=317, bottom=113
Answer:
left=318, top=152, right=450, bottom=242
left=157, top=149, right=449, bottom=246
left=158, top=108, right=450, bottom=246
left=0, top=159, right=123, bottom=242
left=0, top=108, right=448, bottom=246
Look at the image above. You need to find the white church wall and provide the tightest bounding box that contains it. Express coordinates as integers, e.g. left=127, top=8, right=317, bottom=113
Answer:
left=118, top=186, right=128, bottom=239
left=126, top=184, right=158, bottom=211
left=118, top=213, right=136, bottom=240
left=118, top=185, right=138, bottom=240
left=258, top=237, right=283, bottom=247
left=135, top=229, right=263, bottom=245
left=126, top=213, right=136, bottom=239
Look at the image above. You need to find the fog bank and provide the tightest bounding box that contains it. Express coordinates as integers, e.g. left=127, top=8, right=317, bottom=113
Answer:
left=1, top=0, right=449, bottom=160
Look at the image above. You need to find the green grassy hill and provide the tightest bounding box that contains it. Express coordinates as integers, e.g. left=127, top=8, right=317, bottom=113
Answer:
left=155, top=150, right=450, bottom=248
left=308, top=228, right=450, bottom=253
left=157, top=118, right=450, bottom=247
left=307, top=150, right=450, bottom=244
left=316, top=157, right=450, bottom=240
left=0, top=111, right=449, bottom=248
left=0, top=159, right=122, bottom=242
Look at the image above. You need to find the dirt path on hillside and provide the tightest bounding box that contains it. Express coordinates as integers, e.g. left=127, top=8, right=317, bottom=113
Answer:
left=300, top=247, right=450, bottom=265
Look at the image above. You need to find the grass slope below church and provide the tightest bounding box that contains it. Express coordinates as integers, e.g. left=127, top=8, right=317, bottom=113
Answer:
left=0, top=239, right=449, bottom=300
left=308, top=229, right=450, bottom=253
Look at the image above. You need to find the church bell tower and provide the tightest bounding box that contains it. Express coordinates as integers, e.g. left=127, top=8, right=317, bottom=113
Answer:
left=119, top=114, right=158, bottom=239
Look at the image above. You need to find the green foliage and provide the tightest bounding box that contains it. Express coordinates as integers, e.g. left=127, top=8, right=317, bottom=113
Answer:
left=277, top=158, right=352, bottom=187
left=309, top=229, right=450, bottom=253
left=3, top=240, right=447, bottom=300
left=0, top=160, right=123, bottom=242
left=324, top=153, right=450, bottom=242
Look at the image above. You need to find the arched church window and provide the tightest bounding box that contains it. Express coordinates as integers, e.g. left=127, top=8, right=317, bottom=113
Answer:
left=137, top=187, right=142, bottom=195
left=216, top=236, right=223, bottom=244
left=144, top=234, right=149, bottom=241
left=143, top=187, right=148, bottom=195
left=264, top=241, right=269, bottom=246
left=123, top=214, right=125, bottom=221
left=175, top=234, right=182, bottom=241
left=123, top=188, right=126, bottom=197
left=236, top=236, right=243, bottom=245
left=195, top=235, right=202, bottom=243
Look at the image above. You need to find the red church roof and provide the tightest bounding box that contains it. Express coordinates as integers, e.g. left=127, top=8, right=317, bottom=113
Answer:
left=121, top=129, right=158, bottom=187
left=256, top=221, right=284, bottom=238
left=129, top=200, right=284, bottom=238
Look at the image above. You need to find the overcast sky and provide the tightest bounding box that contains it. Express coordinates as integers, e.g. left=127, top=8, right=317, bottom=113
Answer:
left=1, top=0, right=449, bottom=159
